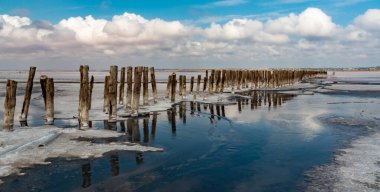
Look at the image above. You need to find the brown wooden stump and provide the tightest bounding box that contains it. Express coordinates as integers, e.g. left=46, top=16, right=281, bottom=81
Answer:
left=108, top=65, right=118, bottom=121
left=166, top=75, right=172, bottom=99
left=119, top=67, right=125, bottom=105
left=126, top=66, right=133, bottom=108
left=79, top=65, right=89, bottom=129
left=150, top=67, right=158, bottom=103
left=40, top=75, right=48, bottom=106
left=20, top=66, right=36, bottom=121
left=2, top=80, right=17, bottom=131
left=45, top=78, right=54, bottom=125
left=103, top=76, right=110, bottom=113
left=170, top=73, right=176, bottom=103
left=142, top=67, right=149, bottom=106
left=132, top=67, right=142, bottom=115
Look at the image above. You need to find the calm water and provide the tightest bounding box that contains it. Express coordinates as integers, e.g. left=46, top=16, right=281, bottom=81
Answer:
left=2, top=89, right=380, bottom=192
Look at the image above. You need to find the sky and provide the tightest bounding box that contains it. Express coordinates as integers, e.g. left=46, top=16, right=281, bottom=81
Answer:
left=0, top=0, right=379, bottom=69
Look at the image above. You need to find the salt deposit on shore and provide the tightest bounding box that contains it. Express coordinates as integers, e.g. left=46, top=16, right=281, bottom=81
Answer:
left=0, top=127, right=163, bottom=184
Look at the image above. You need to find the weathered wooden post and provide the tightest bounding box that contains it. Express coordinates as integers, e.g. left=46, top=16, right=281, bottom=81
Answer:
left=2, top=80, right=17, bottom=131
left=190, top=76, right=194, bottom=94
left=20, top=66, right=36, bottom=122
left=103, top=76, right=110, bottom=113
left=132, top=67, right=142, bottom=115
left=78, top=65, right=84, bottom=113
left=220, top=70, right=226, bottom=93
left=170, top=73, right=176, bottom=102
left=182, top=76, right=186, bottom=98
left=208, top=73, right=214, bottom=95
left=178, top=75, right=183, bottom=97
left=40, top=75, right=48, bottom=106
left=45, top=78, right=54, bottom=125
left=166, top=75, right=172, bottom=99
left=143, top=67, right=149, bottom=106
left=126, top=66, right=133, bottom=108
left=79, top=65, right=89, bottom=129
left=119, top=67, right=125, bottom=105
left=109, top=65, right=118, bottom=121
left=150, top=67, right=158, bottom=103
left=88, top=75, right=94, bottom=110
left=196, top=75, right=201, bottom=96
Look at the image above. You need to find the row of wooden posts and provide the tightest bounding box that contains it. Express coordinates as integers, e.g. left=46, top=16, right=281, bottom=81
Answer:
left=2, top=66, right=326, bottom=131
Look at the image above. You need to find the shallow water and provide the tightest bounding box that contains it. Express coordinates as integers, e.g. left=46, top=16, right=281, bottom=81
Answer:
left=1, top=72, right=380, bottom=191
left=1, top=91, right=379, bottom=191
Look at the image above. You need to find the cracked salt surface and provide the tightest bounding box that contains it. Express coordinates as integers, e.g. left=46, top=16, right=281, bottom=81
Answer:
left=0, top=127, right=163, bottom=184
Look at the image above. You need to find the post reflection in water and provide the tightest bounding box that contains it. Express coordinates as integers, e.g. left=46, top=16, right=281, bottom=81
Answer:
left=20, top=121, right=28, bottom=127
left=143, top=118, right=149, bottom=143
left=151, top=112, right=157, bottom=141
left=72, top=91, right=298, bottom=191
left=103, top=120, right=117, bottom=131
left=110, top=154, right=119, bottom=176
left=81, top=163, right=91, bottom=188
left=119, top=120, right=126, bottom=133
left=135, top=152, right=143, bottom=165
left=132, top=118, right=140, bottom=142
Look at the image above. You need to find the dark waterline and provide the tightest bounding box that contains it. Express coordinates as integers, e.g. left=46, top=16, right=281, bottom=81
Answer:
left=1, top=90, right=380, bottom=192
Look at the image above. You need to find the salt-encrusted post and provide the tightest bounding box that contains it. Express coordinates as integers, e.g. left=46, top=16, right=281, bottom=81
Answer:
left=103, top=76, right=110, bottom=113
left=150, top=67, right=158, bottom=103
left=170, top=73, right=176, bottom=102
left=45, top=78, right=54, bottom=125
left=166, top=75, right=172, bottom=99
left=88, top=75, right=94, bottom=110
left=20, top=66, right=36, bottom=121
left=78, top=65, right=84, bottom=113
left=132, top=67, right=142, bottom=115
left=142, top=67, right=149, bottom=106
left=119, top=67, right=125, bottom=105
left=79, top=65, right=89, bottom=129
left=2, top=80, right=17, bottom=131
left=108, top=65, right=118, bottom=121
left=126, top=66, right=133, bottom=108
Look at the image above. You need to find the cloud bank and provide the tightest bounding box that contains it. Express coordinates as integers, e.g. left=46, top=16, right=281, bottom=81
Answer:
left=0, top=8, right=379, bottom=69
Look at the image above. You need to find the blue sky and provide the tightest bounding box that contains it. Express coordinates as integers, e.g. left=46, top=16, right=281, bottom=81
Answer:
left=1, top=0, right=378, bottom=25
left=0, top=0, right=380, bottom=69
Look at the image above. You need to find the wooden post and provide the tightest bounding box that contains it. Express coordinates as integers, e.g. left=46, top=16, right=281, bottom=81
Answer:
left=190, top=76, right=194, bottom=94
left=108, top=65, right=118, bottom=121
left=143, top=67, right=149, bottom=106
left=132, top=67, right=142, bottom=115
left=40, top=75, right=48, bottom=106
left=88, top=75, right=94, bottom=110
left=170, top=73, right=176, bottom=102
left=79, top=66, right=89, bottom=129
left=2, top=80, right=17, bottom=131
left=178, top=75, right=183, bottom=97
left=220, top=70, right=226, bottom=93
left=103, top=76, right=110, bottom=113
left=196, top=75, right=201, bottom=95
left=166, top=75, right=172, bottom=99
left=45, top=78, right=54, bottom=125
left=150, top=67, right=158, bottom=103
left=126, top=66, right=133, bottom=108
left=182, top=76, right=186, bottom=98
left=20, top=66, right=36, bottom=121
left=119, top=67, right=125, bottom=105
